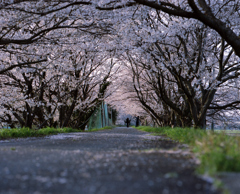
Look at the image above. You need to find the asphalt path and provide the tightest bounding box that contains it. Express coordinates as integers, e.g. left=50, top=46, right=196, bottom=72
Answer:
left=0, top=127, right=220, bottom=194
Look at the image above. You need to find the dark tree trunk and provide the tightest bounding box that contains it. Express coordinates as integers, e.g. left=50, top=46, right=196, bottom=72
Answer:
left=62, top=89, right=78, bottom=127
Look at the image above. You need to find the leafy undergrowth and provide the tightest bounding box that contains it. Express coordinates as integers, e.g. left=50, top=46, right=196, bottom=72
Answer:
left=136, top=126, right=240, bottom=175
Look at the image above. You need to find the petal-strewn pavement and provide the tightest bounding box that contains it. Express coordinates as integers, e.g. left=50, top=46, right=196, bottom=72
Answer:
left=0, top=127, right=220, bottom=194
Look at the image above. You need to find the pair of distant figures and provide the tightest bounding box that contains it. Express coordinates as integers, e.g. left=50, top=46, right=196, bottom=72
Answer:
left=124, top=116, right=140, bottom=128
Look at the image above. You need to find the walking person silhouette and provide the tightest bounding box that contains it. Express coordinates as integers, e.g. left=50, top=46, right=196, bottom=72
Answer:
left=135, top=116, right=140, bottom=127
left=125, top=118, right=131, bottom=128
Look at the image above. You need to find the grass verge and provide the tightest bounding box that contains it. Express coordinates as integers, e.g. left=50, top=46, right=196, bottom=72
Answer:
left=0, top=127, right=79, bottom=140
left=87, top=126, right=115, bottom=132
left=136, top=126, right=240, bottom=175
left=0, top=126, right=115, bottom=140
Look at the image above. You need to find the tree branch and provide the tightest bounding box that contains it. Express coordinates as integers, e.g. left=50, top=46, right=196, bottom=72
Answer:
left=0, top=59, right=47, bottom=74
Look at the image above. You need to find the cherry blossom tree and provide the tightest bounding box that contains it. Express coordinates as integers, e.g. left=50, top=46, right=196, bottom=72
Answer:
left=97, top=0, right=240, bottom=57
left=0, top=47, right=116, bottom=128
left=0, top=0, right=120, bottom=128
left=123, top=11, right=240, bottom=128
left=0, top=0, right=239, bottom=129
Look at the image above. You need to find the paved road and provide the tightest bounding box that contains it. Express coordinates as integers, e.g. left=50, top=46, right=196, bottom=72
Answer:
left=0, top=127, right=219, bottom=194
